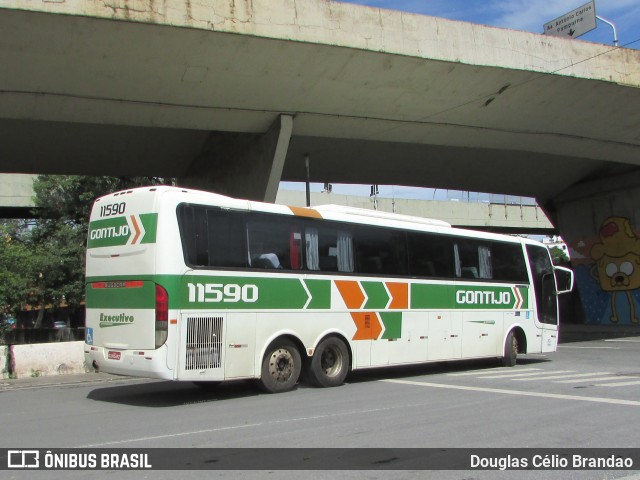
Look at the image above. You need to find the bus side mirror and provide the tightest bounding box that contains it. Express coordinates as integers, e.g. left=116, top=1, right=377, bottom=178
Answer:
left=554, top=266, right=574, bottom=294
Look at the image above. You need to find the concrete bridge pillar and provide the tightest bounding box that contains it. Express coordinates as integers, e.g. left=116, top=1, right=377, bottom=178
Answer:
left=179, top=114, right=293, bottom=202
left=553, top=170, right=640, bottom=326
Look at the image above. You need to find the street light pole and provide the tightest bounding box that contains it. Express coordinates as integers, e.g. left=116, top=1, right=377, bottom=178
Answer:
left=596, top=15, right=618, bottom=46
left=305, top=154, right=311, bottom=207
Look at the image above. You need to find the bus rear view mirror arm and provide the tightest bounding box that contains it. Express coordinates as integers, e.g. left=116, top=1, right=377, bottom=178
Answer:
left=554, top=266, right=574, bottom=295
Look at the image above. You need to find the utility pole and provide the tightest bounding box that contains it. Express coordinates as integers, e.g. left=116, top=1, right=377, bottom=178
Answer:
left=305, top=154, right=311, bottom=207
left=370, top=184, right=379, bottom=210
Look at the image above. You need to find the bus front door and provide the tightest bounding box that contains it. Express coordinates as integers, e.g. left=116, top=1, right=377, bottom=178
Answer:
left=526, top=245, right=559, bottom=352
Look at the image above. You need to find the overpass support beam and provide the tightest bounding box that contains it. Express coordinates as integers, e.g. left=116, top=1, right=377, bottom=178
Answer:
left=553, top=169, right=640, bottom=326
left=179, top=115, right=293, bottom=202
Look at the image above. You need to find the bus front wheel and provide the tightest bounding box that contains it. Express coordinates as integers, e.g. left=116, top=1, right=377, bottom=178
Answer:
left=307, top=337, right=350, bottom=388
left=502, top=331, right=518, bottom=367
left=259, top=339, right=301, bottom=393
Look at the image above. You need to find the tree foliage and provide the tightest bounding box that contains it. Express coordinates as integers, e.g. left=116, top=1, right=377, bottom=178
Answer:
left=0, top=220, right=42, bottom=317
left=549, top=245, right=570, bottom=266
left=0, top=175, right=168, bottom=321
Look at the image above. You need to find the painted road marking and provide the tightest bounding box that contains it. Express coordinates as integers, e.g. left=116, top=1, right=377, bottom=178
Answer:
left=513, top=372, right=611, bottom=382
left=604, top=338, right=640, bottom=343
left=382, top=379, right=640, bottom=407
left=596, top=380, right=640, bottom=387
left=78, top=401, right=435, bottom=448
left=447, top=367, right=542, bottom=377
left=558, top=346, right=620, bottom=350
left=556, top=375, right=640, bottom=384
left=478, top=370, right=574, bottom=379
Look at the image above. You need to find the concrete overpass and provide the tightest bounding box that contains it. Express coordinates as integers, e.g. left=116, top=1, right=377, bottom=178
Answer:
left=1, top=0, right=639, bottom=325
left=276, top=189, right=554, bottom=233
left=0, top=174, right=36, bottom=218
left=1, top=0, right=638, bottom=203
left=1, top=174, right=554, bottom=232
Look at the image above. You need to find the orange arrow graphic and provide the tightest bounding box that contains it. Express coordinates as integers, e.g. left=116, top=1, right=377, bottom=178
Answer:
left=335, top=280, right=366, bottom=309
left=351, top=312, right=383, bottom=340
left=130, top=215, right=141, bottom=244
left=513, top=286, right=523, bottom=309
left=386, top=282, right=409, bottom=309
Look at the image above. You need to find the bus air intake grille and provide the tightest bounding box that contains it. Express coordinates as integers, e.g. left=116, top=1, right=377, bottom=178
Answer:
left=185, top=316, right=223, bottom=370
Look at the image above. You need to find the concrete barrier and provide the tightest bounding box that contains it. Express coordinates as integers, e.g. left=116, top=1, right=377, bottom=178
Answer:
left=1, top=345, right=9, bottom=379
left=9, top=341, right=87, bottom=378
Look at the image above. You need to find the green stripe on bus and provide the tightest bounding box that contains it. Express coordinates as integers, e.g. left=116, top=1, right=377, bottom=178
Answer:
left=87, top=213, right=157, bottom=249
left=176, top=276, right=332, bottom=310
left=362, top=281, right=390, bottom=309
left=87, top=217, right=129, bottom=249
left=453, top=285, right=529, bottom=310
left=139, top=213, right=158, bottom=245
left=85, top=281, right=156, bottom=309
left=411, top=284, right=454, bottom=309
left=411, top=284, right=529, bottom=310
left=86, top=275, right=529, bottom=311
left=305, top=279, right=331, bottom=309
left=380, top=312, right=402, bottom=339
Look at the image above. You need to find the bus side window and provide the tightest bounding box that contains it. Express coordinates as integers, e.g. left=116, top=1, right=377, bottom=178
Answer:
left=354, top=226, right=407, bottom=276
left=407, top=232, right=454, bottom=279
left=206, top=208, right=246, bottom=268
left=178, top=204, right=210, bottom=267
left=454, top=239, right=493, bottom=280
left=305, top=224, right=354, bottom=273
left=492, top=242, right=529, bottom=283
left=247, top=214, right=303, bottom=271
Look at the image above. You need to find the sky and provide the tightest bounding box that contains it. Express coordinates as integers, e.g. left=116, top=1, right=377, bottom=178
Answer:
left=280, top=0, right=639, bottom=202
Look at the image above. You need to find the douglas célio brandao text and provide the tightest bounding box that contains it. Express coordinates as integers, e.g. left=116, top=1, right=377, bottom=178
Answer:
left=470, top=453, right=634, bottom=470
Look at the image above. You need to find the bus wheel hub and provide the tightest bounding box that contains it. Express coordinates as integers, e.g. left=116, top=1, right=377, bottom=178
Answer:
left=269, top=349, right=293, bottom=382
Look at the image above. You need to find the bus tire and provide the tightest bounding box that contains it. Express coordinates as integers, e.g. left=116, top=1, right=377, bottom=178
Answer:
left=502, top=330, right=518, bottom=367
left=259, top=339, right=301, bottom=393
left=307, top=337, right=350, bottom=388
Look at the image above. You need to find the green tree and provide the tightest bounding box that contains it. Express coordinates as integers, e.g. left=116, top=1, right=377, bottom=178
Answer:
left=549, top=245, right=570, bottom=266
left=1, top=175, right=168, bottom=325
left=0, top=220, right=43, bottom=317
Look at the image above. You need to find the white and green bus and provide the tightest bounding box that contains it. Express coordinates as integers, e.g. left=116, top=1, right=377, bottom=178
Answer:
left=84, top=186, right=573, bottom=393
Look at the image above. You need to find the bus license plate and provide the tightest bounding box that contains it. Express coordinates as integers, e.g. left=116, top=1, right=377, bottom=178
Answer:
left=108, top=351, right=122, bottom=361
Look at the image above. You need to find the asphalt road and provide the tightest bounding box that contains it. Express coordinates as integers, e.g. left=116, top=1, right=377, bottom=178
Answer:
left=1, top=336, right=640, bottom=480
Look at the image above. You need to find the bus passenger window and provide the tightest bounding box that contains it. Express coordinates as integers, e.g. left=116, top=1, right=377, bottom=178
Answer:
left=247, top=215, right=303, bottom=270
left=454, top=240, right=493, bottom=280
left=407, top=233, right=454, bottom=279
left=178, top=205, right=209, bottom=266
left=206, top=209, right=246, bottom=268
left=491, top=242, right=528, bottom=283
left=305, top=225, right=354, bottom=273
left=354, top=227, right=406, bottom=276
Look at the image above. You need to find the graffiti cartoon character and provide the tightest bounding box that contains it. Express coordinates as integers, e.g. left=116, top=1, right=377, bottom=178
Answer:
left=590, top=217, right=640, bottom=323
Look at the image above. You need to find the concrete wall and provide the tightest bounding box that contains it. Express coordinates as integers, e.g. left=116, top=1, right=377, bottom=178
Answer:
left=1, top=345, right=8, bottom=379
left=0, top=174, right=37, bottom=208
left=556, top=172, right=640, bottom=326
left=3, top=341, right=87, bottom=379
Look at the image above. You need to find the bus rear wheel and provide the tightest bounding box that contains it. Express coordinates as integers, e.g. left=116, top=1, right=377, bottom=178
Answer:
left=502, top=330, right=518, bottom=367
left=307, top=337, right=350, bottom=388
left=259, top=339, right=301, bottom=393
